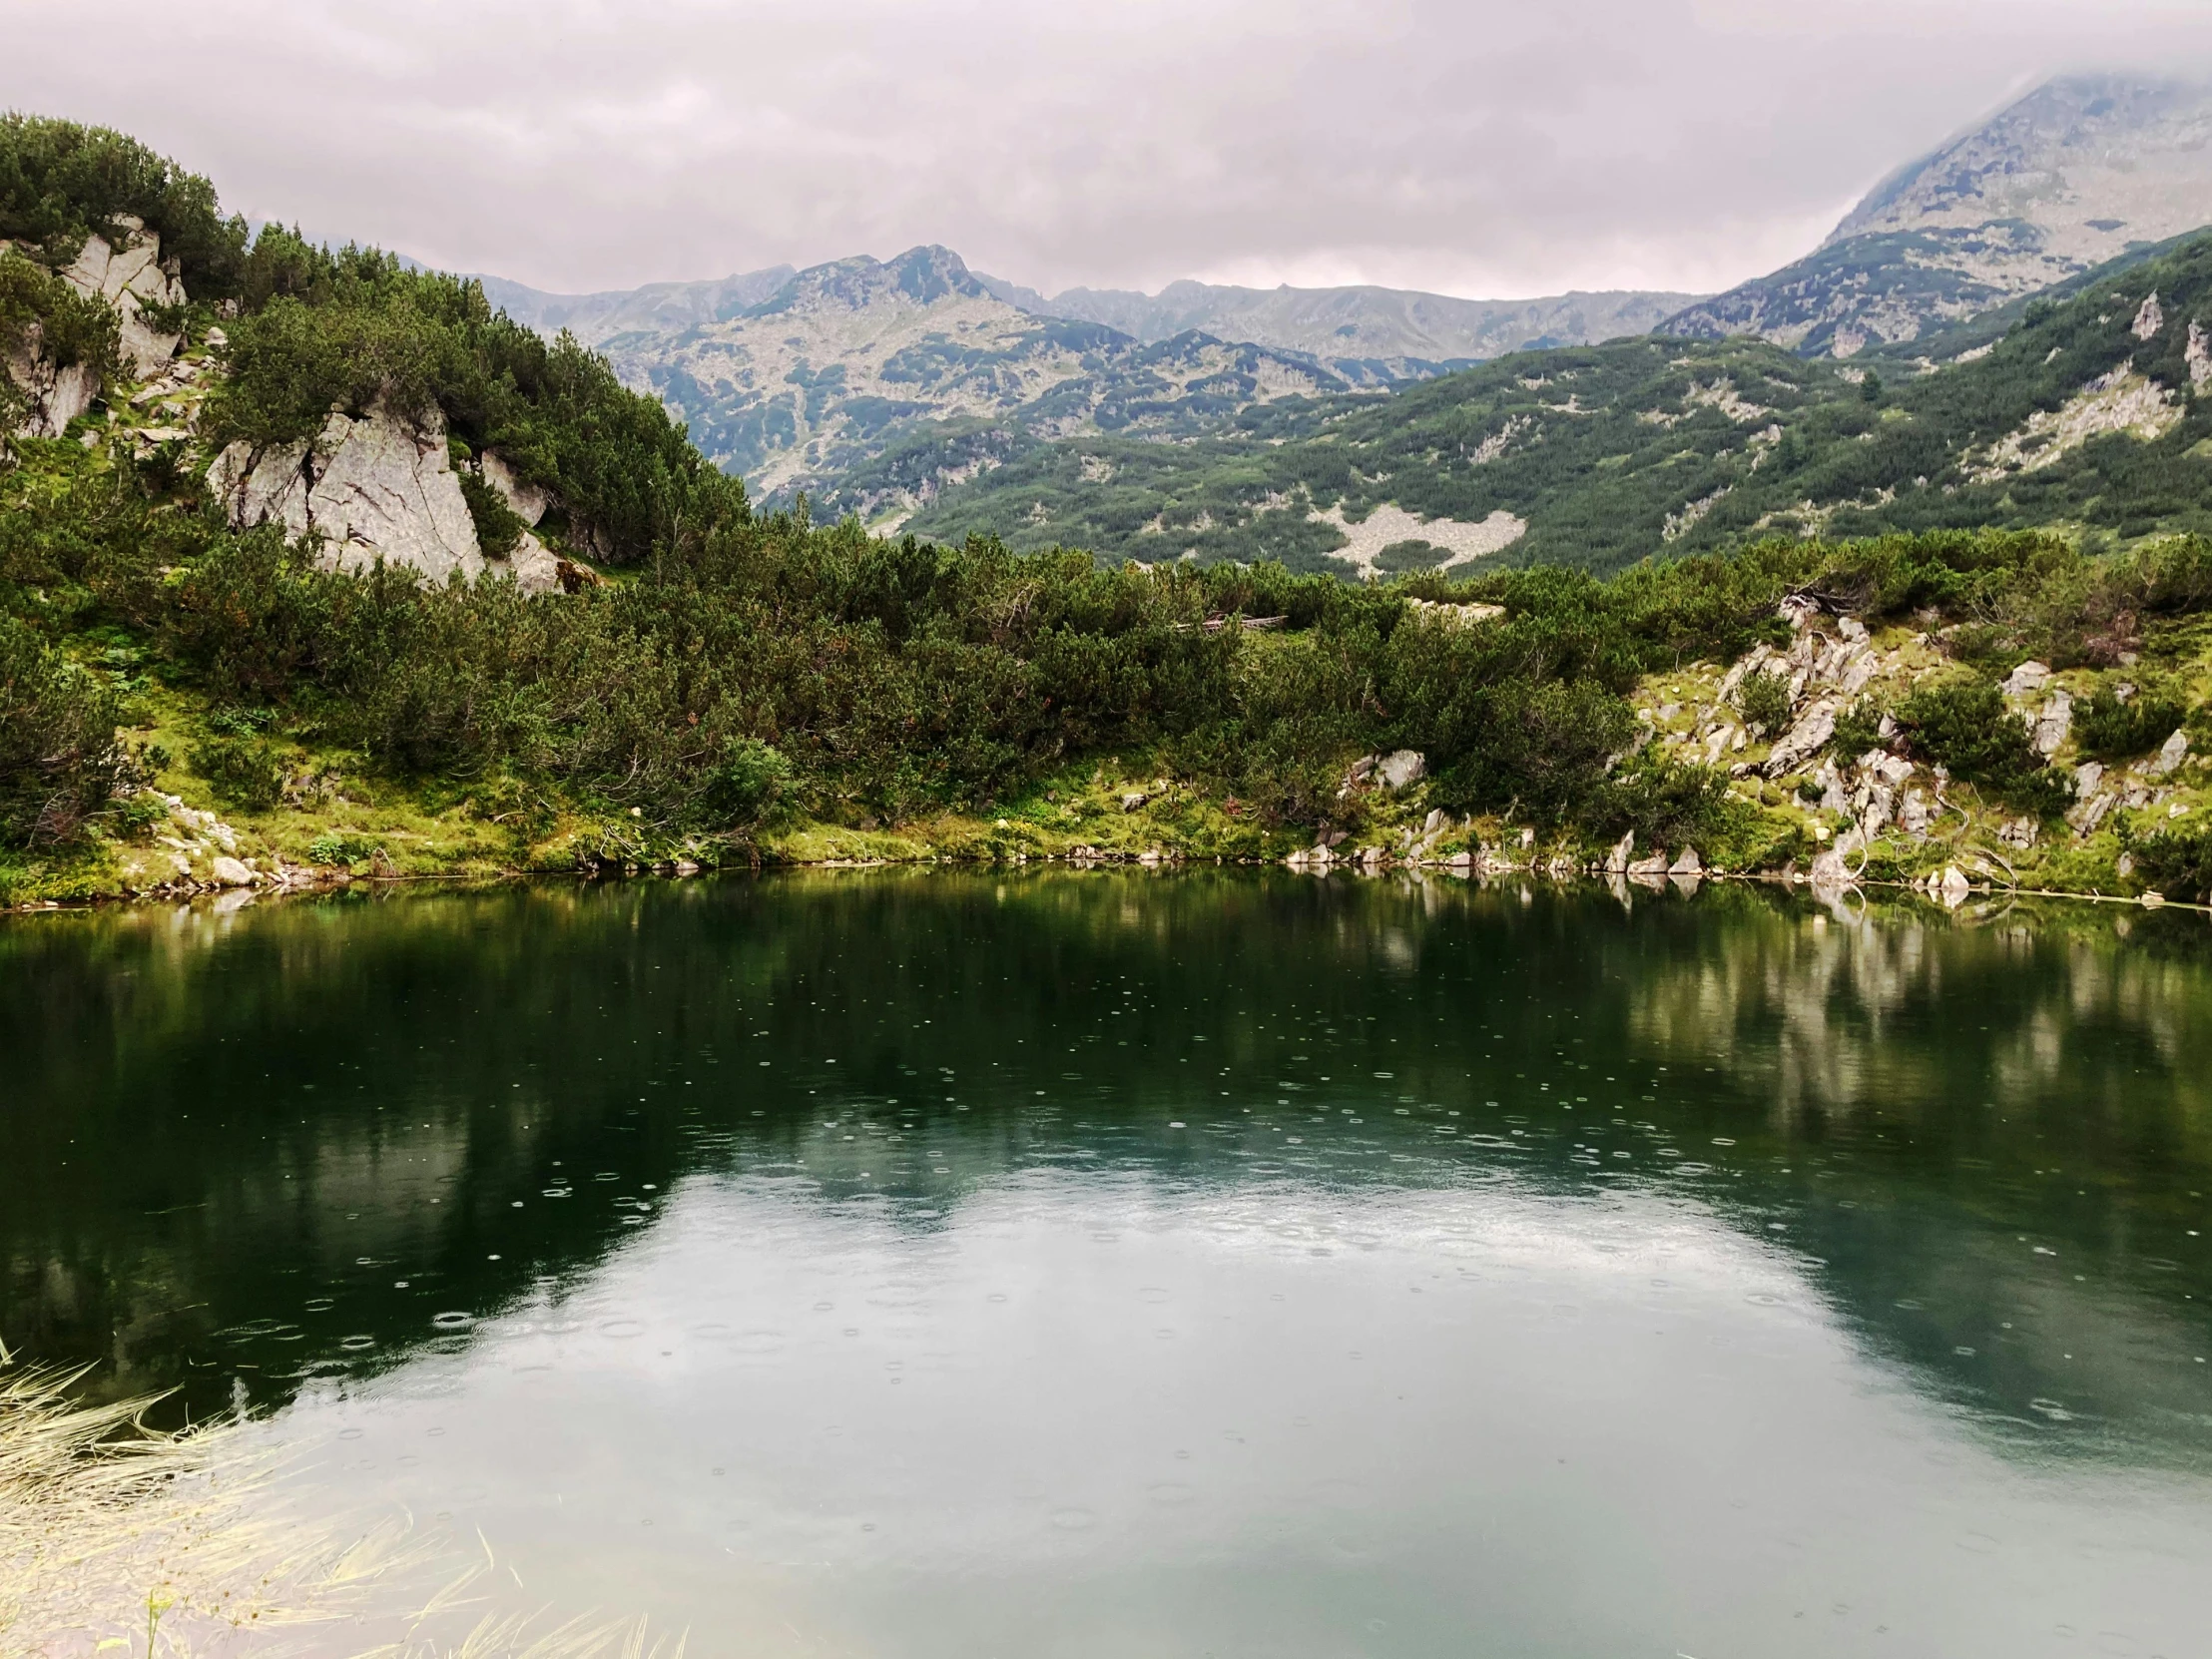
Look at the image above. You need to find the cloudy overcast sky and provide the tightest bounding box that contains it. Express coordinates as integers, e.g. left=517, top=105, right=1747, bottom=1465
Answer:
left=4, top=0, right=2209, bottom=300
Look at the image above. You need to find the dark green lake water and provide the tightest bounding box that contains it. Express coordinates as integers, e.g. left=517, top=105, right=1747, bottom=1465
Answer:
left=5, top=871, right=2212, bottom=1657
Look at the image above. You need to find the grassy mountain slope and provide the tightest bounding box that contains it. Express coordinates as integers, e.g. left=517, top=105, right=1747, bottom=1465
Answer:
left=20, top=116, right=2212, bottom=918
left=902, top=230, right=2212, bottom=577
left=1663, top=75, right=2212, bottom=357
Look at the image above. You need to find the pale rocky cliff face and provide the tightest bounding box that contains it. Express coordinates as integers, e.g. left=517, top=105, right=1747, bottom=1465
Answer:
left=5, top=217, right=184, bottom=437
left=3, top=219, right=560, bottom=595
left=60, top=216, right=184, bottom=377
left=211, top=405, right=486, bottom=585
left=3, top=340, right=100, bottom=438
left=208, top=411, right=569, bottom=595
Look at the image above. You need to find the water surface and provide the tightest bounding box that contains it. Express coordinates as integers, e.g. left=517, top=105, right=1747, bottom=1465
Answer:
left=5, top=871, right=2210, bottom=1657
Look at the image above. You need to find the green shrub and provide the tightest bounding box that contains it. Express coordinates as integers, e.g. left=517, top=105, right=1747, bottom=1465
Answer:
left=2074, top=688, right=2185, bottom=760
left=108, top=792, right=170, bottom=836
left=306, top=830, right=382, bottom=865
left=0, top=245, right=120, bottom=377
left=0, top=615, right=136, bottom=845
left=1603, top=753, right=1732, bottom=851
left=188, top=731, right=284, bottom=812
left=0, top=114, right=245, bottom=292
left=2126, top=823, right=2212, bottom=901
left=1374, top=539, right=1445, bottom=573
left=1733, top=667, right=1792, bottom=734
left=1897, top=674, right=2070, bottom=817
left=695, top=738, right=794, bottom=830
left=458, top=468, right=526, bottom=559
left=1828, top=696, right=1887, bottom=761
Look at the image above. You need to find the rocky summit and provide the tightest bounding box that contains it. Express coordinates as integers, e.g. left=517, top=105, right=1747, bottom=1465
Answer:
left=1664, top=75, right=2212, bottom=358
left=484, top=244, right=1354, bottom=522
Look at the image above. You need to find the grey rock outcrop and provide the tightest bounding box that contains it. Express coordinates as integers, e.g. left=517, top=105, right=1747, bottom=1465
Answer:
left=481, top=449, right=550, bottom=525
left=6, top=216, right=183, bottom=434
left=3, top=338, right=100, bottom=437
left=211, top=403, right=484, bottom=583
left=2031, top=690, right=2072, bottom=757
left=60, top=216, right=183, bottom=376
left=497, top=533, right=565, bottom=595
left=1376, top=750, right=1426, bottom=791
left=1809, top=845, right=1854, bottom=889
left=1764, top=700, right=1838, bottom=778
left=2147, top=729, right=2190, bottom=778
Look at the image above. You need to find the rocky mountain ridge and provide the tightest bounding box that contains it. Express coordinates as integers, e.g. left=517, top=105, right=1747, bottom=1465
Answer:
left=3, top=212, right=183, bottom=436
left=6, top=222, right=597, bottom=595
left=978, top=275, right=1704, bottom=374
left=1664, top=75, right=2212, bottom=358
left=475, top=254, right=1709, bottom=515
left=566, top=245, right=1358, bottom=514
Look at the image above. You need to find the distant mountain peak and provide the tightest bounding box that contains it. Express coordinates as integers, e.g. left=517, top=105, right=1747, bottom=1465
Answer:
left=1829, top=73, right=2212, bottom=255
left=1664, top=71, right=2212, bottom=357
left=749, top=245, right=991, bottom=316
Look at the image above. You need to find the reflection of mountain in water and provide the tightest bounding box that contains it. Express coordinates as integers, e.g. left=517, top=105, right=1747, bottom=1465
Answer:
left=1615, top=891, right=2212, bottom=1448
left=1, top=873, right=2207, bottom=1455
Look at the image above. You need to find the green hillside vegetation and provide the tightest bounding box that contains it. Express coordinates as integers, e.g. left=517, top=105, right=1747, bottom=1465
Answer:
left=901, top=231, right=2212, bottom=578
left=11, top=117, right=2212, bottom=911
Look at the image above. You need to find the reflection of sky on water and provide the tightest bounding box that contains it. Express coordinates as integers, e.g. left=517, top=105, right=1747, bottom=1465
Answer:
left=6, top=872, right=2212, bottom=1654
left=272, top=1166, right=2212, bottom=1659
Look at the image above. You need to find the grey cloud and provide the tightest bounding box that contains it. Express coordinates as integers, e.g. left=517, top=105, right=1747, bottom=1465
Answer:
left=4, top=0, right=2209, bottom=298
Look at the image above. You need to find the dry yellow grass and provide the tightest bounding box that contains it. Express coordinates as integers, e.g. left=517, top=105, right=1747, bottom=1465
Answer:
left=0, top=1353, right=683, bottom=1659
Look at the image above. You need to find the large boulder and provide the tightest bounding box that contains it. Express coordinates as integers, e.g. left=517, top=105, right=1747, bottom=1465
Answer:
left=59, top=216, right=183, bottom=377
left=1764, top=700, right=1837, bottom=778
left=498, top=530, right=565, bottom=595
left=3, top=336, right=100, bottom=436
left=481, top=449, right=550, bottom=525
left=2147, top=729, right=2191, bottom=778
left=1376, top=750, right=1426, bottom=791
left=211, top=403, right=484, bottom=584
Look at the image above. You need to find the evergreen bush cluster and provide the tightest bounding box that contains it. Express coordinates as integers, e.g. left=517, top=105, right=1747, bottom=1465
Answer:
left=2, top=116, right=2205, bottom=875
